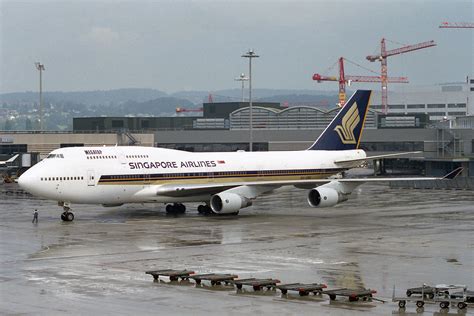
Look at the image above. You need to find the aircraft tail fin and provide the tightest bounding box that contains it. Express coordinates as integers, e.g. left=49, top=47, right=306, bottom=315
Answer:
left=308, top=90, right=372, bottom=151
left=6, top=154, right=19, bottom=163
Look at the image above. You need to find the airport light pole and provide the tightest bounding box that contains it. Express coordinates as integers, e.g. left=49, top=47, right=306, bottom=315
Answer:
left=241, top=49, right=259, bottom=152
left=35, top=62, right=45, bottom=131
left=234, top=73, right=249, bottom=102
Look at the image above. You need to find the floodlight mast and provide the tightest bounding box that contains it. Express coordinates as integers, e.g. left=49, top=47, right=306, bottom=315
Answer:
left=234, top=73, right=249, bottom=102
left=241, top=49, right=259, bottom=152
left=35, top=62, right=45, bottom=131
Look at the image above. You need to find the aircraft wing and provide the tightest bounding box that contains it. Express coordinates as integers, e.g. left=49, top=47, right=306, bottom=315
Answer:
left=143, top=167, right=463, bottom=198
left=335, top=151, right=422, bottom=167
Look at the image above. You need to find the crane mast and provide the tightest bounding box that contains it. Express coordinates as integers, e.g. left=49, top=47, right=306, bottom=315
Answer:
left=366, top=38, right=436, bottom=113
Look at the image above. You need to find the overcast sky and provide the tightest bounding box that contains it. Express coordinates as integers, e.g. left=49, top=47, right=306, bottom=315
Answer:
left=0, top=0, right=472, bottom=93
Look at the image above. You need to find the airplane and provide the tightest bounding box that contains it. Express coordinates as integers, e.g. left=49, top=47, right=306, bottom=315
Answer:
left=17, top=90, right=463, bottom=222
left=0, top=154, right=19, bottom=168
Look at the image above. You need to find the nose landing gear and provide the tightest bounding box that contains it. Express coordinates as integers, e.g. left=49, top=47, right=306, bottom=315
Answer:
left=60, top=205, right=74, bottom=222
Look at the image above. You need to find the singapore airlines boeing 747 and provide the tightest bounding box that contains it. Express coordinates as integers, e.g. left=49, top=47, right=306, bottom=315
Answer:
left=18, top=90, right=462, bottom=221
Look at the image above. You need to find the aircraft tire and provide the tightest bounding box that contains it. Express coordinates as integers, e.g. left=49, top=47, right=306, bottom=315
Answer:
left=66, top=212, right=74, bottom=222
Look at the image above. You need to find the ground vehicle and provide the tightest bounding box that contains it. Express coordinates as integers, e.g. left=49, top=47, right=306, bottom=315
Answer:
left=393, top=284, right=469, bottom=310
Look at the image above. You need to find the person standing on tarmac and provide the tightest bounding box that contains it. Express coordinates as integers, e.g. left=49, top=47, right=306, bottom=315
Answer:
left=32, top=209, right=38, bottom=223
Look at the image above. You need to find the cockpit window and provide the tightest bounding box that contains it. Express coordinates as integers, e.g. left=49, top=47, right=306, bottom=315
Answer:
left=46, top=153, right=64, bottom=159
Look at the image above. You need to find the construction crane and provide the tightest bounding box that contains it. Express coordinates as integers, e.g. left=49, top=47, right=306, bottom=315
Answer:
left=439, top=22, right=474, bottom=28
left=175, top=107, right=203, bottom=114
left=313, top=57, right=408, bottom=107
left=366, top=38, right=436, bottom=113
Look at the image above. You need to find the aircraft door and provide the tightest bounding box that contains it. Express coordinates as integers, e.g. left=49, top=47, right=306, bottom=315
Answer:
left=117, top=149, right=127, bottom=164
left=87, top=170, right=96, bottom=186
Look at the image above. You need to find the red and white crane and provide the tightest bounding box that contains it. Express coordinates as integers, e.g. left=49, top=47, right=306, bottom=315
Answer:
left=175, top=107, right=203, bottom=114
left=439, top=22, right=474, bottom=28
left=313, top=57, right=408, bottom=107
left=366, top=38, right=436, bottom=113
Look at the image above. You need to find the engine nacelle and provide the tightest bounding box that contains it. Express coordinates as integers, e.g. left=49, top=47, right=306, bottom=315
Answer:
left=210, top=192, right=252, bottom=214
left=307, top=181, right=352, bottom=208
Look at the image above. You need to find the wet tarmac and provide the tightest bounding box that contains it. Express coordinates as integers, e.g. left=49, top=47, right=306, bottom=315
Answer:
left=1, top=183, right=473, bottom=315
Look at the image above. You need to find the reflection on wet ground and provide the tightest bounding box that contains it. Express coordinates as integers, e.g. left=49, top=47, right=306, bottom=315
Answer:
left=0, top=183, right=473, bottom=315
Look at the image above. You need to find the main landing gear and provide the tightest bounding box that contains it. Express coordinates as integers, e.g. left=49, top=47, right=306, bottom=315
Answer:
left=197, top=204, right=213, bottom=215
left=60, top=207, right=75, bottom=222
left=166, top=203, right=186, bottom=215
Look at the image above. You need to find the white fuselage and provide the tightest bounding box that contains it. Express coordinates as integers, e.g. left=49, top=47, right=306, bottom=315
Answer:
left=18, top=146, right=366, bottom=204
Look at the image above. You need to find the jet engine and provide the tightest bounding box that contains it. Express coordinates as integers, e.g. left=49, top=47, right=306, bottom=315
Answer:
left=210, top=192, right=252, bottom=214
left=307, top=181, right=354, bottom=208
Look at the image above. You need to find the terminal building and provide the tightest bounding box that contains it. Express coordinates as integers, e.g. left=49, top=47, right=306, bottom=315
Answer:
left=1, top=83, right=473, bottom=179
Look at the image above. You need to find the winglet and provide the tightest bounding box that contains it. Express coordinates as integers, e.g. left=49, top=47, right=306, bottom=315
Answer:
left=442, top=167, right=463, bottom=179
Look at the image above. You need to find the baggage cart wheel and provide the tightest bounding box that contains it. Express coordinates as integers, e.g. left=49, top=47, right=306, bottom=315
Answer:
left=299, top=290, right=309, bottom=296
left=195, top=279, right=201, bottom=285
left=349, top=296, right=359, bottom=302
left=398, top=301, right=406, bottom=308
left=210, top=281, right=216, bottom=286
left=457, top=302, right=467, bottom=309
left=253, top=285, right=261, bottom=291
left=281, top=289, right=287, bottom=295
left=236, top=284, right=242, bottom=290
left=329, top=294, right=336, bottom=301
left=170, top=276, right=178, bottom=281
left=439, top=301, right=449, bottom=309
left=416, top=301, right=425, bottom=308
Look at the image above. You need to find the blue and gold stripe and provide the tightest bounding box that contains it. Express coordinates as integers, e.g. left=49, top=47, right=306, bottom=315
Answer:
left=98, top=167, right=345, bottom=185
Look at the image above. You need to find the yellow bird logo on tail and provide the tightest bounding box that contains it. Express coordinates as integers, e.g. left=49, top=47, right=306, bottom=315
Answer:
left=334, top=102, right=360, bottom=144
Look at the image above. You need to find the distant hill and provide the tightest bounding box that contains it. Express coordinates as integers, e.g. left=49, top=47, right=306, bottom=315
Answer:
left=0, top=88, right=167, bottom=106
left=172, top=88, right=339, bottom=105
left=1, top=88, right=339, bottom=106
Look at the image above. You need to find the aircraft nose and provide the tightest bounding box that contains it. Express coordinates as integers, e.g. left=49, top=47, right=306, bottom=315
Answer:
left=18, top=171, right=33, bottom=192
